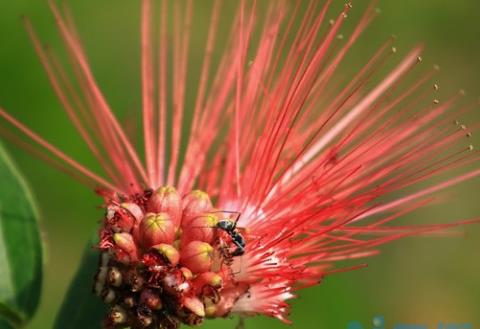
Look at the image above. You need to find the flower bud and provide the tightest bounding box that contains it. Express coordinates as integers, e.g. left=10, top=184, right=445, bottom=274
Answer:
left=139, top=212, right=176, bottom=248
left=101, top=288, right=116, bottom=304
left=181, top=213, right=218, bottom=244
left=107, top=267, right=123, bottom=287
left=120, top=202, right=144, bottom=223
left=150, top=243, right=180, bottom=266
left=173, top=239, right=181, bottom=251
left=204, top=301, right=217, bottom=318
left=132, top=222, right=141, bottom=246
left=180, top=267, right=193, bottom=280
left=148, top=186, right=182, bottom=227
left=124, top=296, right=135, bottom=308
left=106, top=205, right=133, bottom=233
left=109, top=306, right=127, bottom=325
left=180, top=241, right=214, bottom=273
left=182, top=190, right=213, bottom=226
left=183, top=296, right=205, bottom=317
left=106, top=202, right=144, bottom=233
left=94, top=267, right=108, bottom=297
left=113, top=232, right=138, bottom=263
left=140, top=289, right=163, bottom=310
left=193, top=272, right=223, bottom=292
left=137, top=313, right=153, bottom=327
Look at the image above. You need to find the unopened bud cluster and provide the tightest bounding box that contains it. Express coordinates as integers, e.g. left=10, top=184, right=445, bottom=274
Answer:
left=95, top=187, right=242, bottom=329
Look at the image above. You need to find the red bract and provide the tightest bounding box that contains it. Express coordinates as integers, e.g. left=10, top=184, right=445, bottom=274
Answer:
left=1, top=0, right=479, bottom=327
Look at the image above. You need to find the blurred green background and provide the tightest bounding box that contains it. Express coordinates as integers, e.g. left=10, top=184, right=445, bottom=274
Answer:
left=1, top=0, right=480, bottom=328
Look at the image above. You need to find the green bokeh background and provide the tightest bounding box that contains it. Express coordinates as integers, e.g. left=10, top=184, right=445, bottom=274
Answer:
left=1, top=1, right=480, bottom=328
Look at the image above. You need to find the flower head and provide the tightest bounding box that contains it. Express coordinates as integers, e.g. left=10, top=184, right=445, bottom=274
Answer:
left=1, top=0, right=479, bottom=327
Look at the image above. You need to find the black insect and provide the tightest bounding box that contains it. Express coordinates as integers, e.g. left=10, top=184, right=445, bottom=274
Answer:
left=216, top=212, right=246, bottom=257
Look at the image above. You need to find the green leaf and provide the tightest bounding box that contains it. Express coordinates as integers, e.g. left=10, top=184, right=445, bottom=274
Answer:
left=54, top=239, right=107, bottom=329
left=0, top=317, right=15, bottom=329
left=0, top=143, right=43, bottom=327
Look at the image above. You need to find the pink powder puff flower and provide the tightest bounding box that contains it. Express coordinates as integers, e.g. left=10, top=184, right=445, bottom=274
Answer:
left=1, top=0, right=479, bottom=327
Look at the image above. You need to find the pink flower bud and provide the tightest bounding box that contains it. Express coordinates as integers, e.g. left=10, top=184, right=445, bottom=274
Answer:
left=139, top=212, right=176, bottom=248
left=113, top=232, right=138, bottom=263
left=105, top=205, right=132, bottom=233
left=180, top=267, right=193, bottom=280
left=180, top=241, right=214, bottom=273
left=181, top=213, right=218, bottom=244
left=106, top=202, right=143, bottom=233
left=193, top=272, right=223, bottom=291
left=147, top=186, right=182, bottom=227
left=150, top=243, right=180, bottom=267
left=182, top=190, right=213, bottom=226
left=183, top=296, right=205, bottom=317
left=120, top=202, right=144, bottom=223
